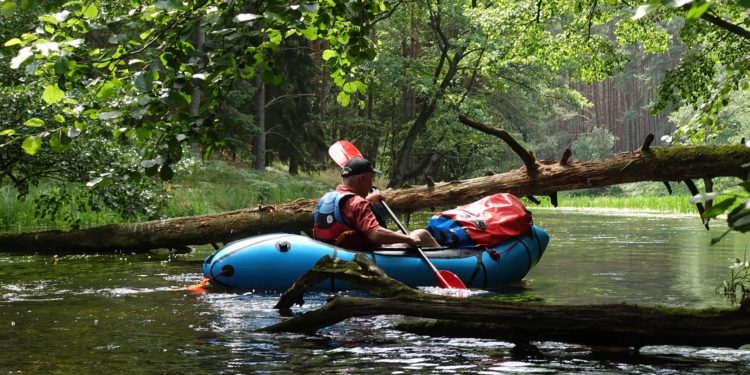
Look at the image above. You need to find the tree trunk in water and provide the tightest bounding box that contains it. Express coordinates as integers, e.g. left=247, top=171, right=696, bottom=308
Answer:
left=0, top=144, right=748, bottom=254
left=263, top=254, right=750, bottom=349
left=252, top=76, right=266, bottom=171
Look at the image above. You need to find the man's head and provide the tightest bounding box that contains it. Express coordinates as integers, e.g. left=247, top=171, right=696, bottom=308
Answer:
left=341, top=157, right=380, bottom=195
left=340, top=157, right=380, bottom=178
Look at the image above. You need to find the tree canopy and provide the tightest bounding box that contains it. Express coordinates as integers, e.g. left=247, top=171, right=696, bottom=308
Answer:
left=1, top=0, right=749, bottom=223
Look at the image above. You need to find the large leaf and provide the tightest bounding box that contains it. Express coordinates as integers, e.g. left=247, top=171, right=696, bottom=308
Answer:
left=1, top=1, right=16, bottom=17
left=24, top=118, right=45, bottom=127
left=134, top=72, right=153, bottom=92
left=685, top=1, right=711, bottom=22
left=42, top=84, right=65, bottom=104
left=22, top=136, right=42, bottom=155
left=322, top=49, right=338, bottom=61
left=336, top=91, right=351, bottom=107
left=82, top=4, right=98, bottom=19
left=701, top=196, right=738, bottom=219
left=728, top=200, right=750, bottom=232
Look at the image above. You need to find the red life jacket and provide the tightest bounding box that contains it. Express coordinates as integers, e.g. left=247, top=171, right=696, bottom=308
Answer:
left=313, top=191, right=372, bottom=249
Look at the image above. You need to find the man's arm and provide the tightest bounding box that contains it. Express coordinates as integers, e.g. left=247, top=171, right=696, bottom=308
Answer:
left=367, top=227, right=420, bottom=246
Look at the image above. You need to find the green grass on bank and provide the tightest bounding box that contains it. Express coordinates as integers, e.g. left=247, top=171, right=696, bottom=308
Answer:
left=0, top=161, right=338, bottom=233
left=160, top=161, right=337, bottom=217
left=528, top=194, right=697, bottom=213
left=0, top=161, right=743, bottom=233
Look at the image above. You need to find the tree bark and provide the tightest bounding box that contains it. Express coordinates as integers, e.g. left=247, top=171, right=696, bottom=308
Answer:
left=252, top=75, right=266, bottom=171
left=265, top=295, right=750, bottom=349
left=263, top=253, right=750, bottom=349
left=0, top=145, right=748, bottom=254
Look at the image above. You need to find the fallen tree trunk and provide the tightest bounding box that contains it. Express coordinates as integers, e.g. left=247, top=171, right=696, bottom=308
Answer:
left=1, top=144, right=748, bottom=253
left=263, top=254, right=750, bottom=350
left=267, top=295, right=750, bottom=349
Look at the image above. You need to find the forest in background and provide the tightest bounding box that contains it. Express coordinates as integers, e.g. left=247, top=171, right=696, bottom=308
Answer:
left=0, top=0, right=749, bottom=226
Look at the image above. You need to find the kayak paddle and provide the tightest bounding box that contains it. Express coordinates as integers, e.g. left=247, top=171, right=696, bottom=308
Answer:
left=379, top=199, right=466, bottom=289
left=327, top=140, right=467, bottom=289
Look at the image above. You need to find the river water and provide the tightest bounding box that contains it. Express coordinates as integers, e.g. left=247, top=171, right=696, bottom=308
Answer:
left=2, top=208, right=750, bottom=374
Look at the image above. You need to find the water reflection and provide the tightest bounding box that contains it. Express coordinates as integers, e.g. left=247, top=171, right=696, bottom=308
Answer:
left=2, top=209, right=750, bottom=374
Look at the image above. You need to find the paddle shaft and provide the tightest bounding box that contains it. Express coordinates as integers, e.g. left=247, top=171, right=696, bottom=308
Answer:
left=378, top=199, right=449, bottom=285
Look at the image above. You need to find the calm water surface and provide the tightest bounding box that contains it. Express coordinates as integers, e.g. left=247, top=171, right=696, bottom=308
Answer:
left=2, top=208, right=750, bottom=374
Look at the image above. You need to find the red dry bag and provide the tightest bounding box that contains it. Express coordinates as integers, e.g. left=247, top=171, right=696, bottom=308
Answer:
left=426, top=193, right=532, bottom=248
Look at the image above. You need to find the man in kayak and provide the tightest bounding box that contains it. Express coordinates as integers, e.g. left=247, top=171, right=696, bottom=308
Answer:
left=313, top=157, right=440, bottom=250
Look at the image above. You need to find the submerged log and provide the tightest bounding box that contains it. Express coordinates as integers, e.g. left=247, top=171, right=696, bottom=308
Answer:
left=267, top=295, right=750, bottom=349
left=263, top=255, right=750, bottom=349
left=1, top=145, right=748, bottom=253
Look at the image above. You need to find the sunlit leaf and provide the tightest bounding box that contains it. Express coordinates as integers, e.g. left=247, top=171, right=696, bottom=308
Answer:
left=234, top=13, right=261, bottom=23
left=322, top=49, right=338, bottom=61
left=4, top=38, right=22, bottom=47
left=685, top=1, right=711, bottom=22
left=0, top=129, right=16, bottom=136
left=53, top=9, right=70, bottom=22
left=96, top=80, right=120, bottom=100
left=98, top=111, right=122, bottom=120
left=42, top=84, right=64, bottom=104
left=86, top=176, right=104, bottom=187
left=38, top=14, right=58, bottom=24
left=24, top=118, right=45, bottom=127
left=154, top=0, right=184, bottom=10
left=22, top=136, right=42, bottom=155
left=342, top=81, right=357, bottom=93
left=10, top=47, right=33, bottom=69
left=35, top=42, right=59, bottom=56
left=300, top=3, right=319, bottom=12
left=632, top=4, right=656, bottom=20
left=54, top=114, right=65, bottom=123
left=336, top=91, right=351, bottom=107
left=300, top=27, right=318, bottom=40
left=67, top=126, right=81, bottom=138
left=82, top=4, right=98, bottom=19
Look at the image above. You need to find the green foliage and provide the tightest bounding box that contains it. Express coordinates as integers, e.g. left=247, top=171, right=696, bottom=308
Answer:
left=693, top=174, right=750, bottom=244
left=716, top=256, right=750, bottom=303
left=0, top=160, right=334, bottom=232
left=636, top=0, right=750, bottom=144
left=1, top=0, right=384, bottom=219
left=571, top=127, right=618, bottom=161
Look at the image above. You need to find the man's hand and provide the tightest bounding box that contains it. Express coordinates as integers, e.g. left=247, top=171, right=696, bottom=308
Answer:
left=365, top=191, right=384, bottom=207
left=407, top=234, right=421, bottom=247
